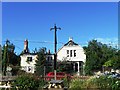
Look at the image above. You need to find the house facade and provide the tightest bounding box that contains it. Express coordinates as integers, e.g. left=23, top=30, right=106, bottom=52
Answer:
left=20, top=39, right=37, bottom=73
left=20, top=53, right=37, bottom=73
left=57, top=38, right=86, bottom=75
left=20, top=39, right=53, bottom=73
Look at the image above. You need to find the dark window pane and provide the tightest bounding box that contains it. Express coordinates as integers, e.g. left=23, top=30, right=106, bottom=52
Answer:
left=74, top=50, right=76, bottom=57
left=70, top=50, right=72, bottom=57
left=51, top=57, right=52, bottom=60
left=48, top=57, right=49, bottom=61
left=67, top=50, right=69, bottom=57
left=27, top=57, right=32, bottom=62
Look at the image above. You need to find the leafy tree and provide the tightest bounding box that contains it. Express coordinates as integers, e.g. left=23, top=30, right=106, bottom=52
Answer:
left=113, top=50, right=120, bottom=69
left=103, top=50, right=120, bottom=70
left=84, top=40, right=102, bottom=75
left=57, top=60, right=73, bottom=74
left=83, top=40, right=118, bottom=75
left=35, top=47, right=46, bottom=76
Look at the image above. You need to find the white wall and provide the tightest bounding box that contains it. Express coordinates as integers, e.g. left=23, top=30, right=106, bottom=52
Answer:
left=20, top=54, right=37, bottom=73
left=57, top=45, right=86, bottom=63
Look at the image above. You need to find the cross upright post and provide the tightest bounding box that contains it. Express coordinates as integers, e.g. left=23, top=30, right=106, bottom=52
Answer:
left=50, top=24, right=61, bottom=80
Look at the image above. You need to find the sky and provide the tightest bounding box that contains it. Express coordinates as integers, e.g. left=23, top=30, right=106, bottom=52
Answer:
left=2, top=2, right=118, bottom=54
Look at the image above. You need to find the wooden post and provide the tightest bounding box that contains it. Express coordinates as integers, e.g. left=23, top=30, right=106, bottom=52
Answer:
left=50, top=24, right=61, bottom=80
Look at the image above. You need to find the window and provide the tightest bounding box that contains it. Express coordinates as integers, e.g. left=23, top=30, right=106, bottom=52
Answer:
left=28, top=66, right=31, bottom=71
left=74, top=50, right=76, bottom=57
left=67, top=50, right=69, bottom=57
left=70, top=50, right=72, bottom=57
left=48, top=57, right=50, bottom=61
left=67, top=50, right=76, bottom=57
left=51, top=57, right=52, bottom=60
left=27, top=57, right=32, bottom=62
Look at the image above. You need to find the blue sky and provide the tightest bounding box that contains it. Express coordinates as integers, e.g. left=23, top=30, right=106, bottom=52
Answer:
left=2, top=2, right=118, bottom=54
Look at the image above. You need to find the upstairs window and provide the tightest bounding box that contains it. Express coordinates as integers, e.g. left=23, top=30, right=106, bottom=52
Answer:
left=47, top=57, right=50, bottom=61
left=51, top=57, right=52, bottom=60
left=67, top=50, right=69, bottom=57
left=70, top=50, right=72, bottom=57
left=27, top=57, right=32, bottom=62
left=47, top=56, right=52, bottom=61
left=74, top=50, right=76, bottom=57
left=67, top=50, right=76, bottom=57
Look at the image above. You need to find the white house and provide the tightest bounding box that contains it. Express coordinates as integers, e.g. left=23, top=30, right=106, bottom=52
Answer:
left=57, top=38, right=86, bottom=75
left=20, top=39, right=54, bottom=73
left=20, top=39, right=37, bottom=73
left=20, top=53, right=37, bottom=73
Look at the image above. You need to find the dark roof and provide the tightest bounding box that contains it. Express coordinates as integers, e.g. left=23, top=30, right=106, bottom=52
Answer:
left=64, top=40, right=78, bottom=46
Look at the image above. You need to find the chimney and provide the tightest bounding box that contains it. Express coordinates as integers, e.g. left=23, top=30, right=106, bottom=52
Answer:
left=48, top=49, right=50, bottom=54
left=24, top=39, right=29, bottom=53
left=69, top=37, right=73, bottom=41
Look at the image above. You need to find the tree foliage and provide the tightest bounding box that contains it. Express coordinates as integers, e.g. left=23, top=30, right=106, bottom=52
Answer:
left=57, top=60, right=73, bottom=74
left=83, top=40, right=118, bottom=75
left=35, top=47, right=47, bottom=76
left=12, top=74, right=39, bottom=90
left=2, top=40, right=20, bottom=75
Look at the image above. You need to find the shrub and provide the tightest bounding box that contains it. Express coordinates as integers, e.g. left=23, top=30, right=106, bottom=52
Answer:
left=69, top=78, right=84, bottom=90
left=12, top=74, right=39, bottom=90
left=38, top=79, right=47, bottom=89
left=82, top=76, right=98, bottom=89
left=69, top=75, right=120, bottom=90
left=95, top=76, right=117, bottom=89
left=112, top=80, right=120, bottom=90
left=62, top=75, right=71, bottom=88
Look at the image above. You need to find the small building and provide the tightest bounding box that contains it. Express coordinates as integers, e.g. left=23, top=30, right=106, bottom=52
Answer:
left=20, top=39, right=54, bottom=73
left=57, top=38, right=86, bottom=75
left=20, top=53, right=37, bottom=73
left=20, top=39, right=37, bottom=73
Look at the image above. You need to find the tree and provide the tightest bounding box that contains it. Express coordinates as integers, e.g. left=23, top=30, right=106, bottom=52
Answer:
left=2, top=40, right=20, bottom=75
left=113, top=50, right=120, bottom=69
left=57, top=60, right=73, bottom=74
left=83, top=40, right=102, bottom=75
left=35, top=47, right=46, bottom=76
left=83, top=40, right=118, bottom=75
left=2, top=40, right=10, bottom=75
left=103, top=50, right=120, bottom=70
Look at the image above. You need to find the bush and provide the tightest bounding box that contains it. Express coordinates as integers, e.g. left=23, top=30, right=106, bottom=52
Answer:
left=112, top=80, right=120, bottom=90
left=62, top=75, right=71, bottom=88
left=82, top=76, right=98, bottom=89
left=69, top=78, right=84, bottom=90
left=38, top=79, right=47, bottom=89
left=94, top=75, right=119, bottom=89
left=69, top=75, right=120, bottom=90
left=12, top=74, right=39, bottom=90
